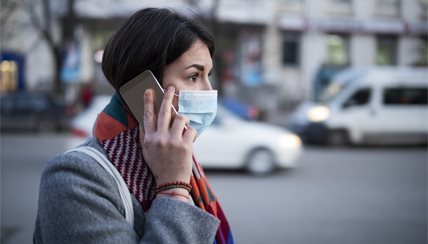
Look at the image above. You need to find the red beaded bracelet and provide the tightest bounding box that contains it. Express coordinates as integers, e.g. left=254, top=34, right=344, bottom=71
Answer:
left=154, top=181, right=192, bottom=194
left=157, top=191, right=190, bottom=200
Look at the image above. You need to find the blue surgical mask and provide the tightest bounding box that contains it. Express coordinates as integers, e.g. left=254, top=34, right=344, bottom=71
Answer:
left=177, top=90, right=217, bottom=136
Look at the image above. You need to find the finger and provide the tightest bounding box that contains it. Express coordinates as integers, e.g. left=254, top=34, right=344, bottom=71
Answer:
left=157, top=86, right=175, bottom=132
left=138, top=124, right=146, bottom=143
left=170, top=114, right=189, bottom=138
left=182, top=126, right=197, bottom=144
left=143, top=89, right=156, bottom=133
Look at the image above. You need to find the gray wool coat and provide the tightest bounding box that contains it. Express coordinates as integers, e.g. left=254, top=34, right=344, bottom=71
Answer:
left=33, top=137, right=220, bottom=244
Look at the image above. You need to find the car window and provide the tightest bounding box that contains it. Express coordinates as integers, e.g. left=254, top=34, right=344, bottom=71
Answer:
left=31, top=95, right=49, bottom=110
left=12, top=93, right=48, bottom=111
left=0, top=96, right=14, bottom=111
left=383, top=87, right=428, bottom=106
left=209, top=106, right=242, bottom=127
left=15, top=95, right=32, bottom=110
left=211, top=116, right=221, bottom=126
left=343, top=88, right=371, bottom=108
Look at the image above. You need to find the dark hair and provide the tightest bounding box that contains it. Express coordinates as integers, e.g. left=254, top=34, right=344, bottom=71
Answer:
left=102, top=8, right=215, bottom=90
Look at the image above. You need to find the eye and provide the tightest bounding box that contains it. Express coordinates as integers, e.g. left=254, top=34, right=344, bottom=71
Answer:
left=189, top=73, right=199, bottom=83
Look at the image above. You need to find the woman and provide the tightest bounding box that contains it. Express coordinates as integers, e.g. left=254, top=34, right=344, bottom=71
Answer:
left=34, top=8, right=233, bottom=244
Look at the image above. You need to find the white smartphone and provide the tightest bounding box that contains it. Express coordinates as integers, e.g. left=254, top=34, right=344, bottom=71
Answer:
left=119, top=70, right=165, bottom=125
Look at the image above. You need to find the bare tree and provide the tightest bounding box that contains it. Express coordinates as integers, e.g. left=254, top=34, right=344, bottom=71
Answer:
left=1, top=0, right=77, bottom=94
left=1, top=0, right=27, bottom=47
left=27, top=0, right=77, bottom=94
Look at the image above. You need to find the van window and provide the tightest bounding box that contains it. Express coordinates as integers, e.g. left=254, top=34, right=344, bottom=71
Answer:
left=343, top=88, right=371, bottom=108
left=321, top=83, right=348, bottom=103
left=319, top=70, right=363, bottom=103
left=383, top=88, right=428, bottom=105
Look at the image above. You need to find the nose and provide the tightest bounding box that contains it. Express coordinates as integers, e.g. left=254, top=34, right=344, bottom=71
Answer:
left=203, top=78, right=213, bottom=91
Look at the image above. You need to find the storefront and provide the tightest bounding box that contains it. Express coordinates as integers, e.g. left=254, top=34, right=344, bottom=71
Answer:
left=0, top=52, right=25, bottom=93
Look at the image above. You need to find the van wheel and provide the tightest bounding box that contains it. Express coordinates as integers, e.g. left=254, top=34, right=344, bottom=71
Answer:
left=245, top=149, right=276, bottom=175
left=327, top=130, right=348, bottom=146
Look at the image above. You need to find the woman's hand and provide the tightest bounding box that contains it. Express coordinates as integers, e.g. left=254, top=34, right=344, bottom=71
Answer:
left=139, top=86, right=196, bottom=186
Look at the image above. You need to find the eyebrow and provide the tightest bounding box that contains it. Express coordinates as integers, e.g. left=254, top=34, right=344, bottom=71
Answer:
left=185, top=64, right=213, bottom=74
left=185, top=64, right=205, bottom=71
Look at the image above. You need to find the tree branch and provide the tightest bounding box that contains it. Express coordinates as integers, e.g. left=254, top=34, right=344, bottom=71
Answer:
left=25, top=0, right=56, bottom=50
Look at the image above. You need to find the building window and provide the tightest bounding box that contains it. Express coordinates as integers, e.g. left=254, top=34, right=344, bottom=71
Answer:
left=376, top=0, right=400, bottom=17
left=383, top=88, right=428, bottom=105
left=0, top=60, right=18, bottom=93
left=420, top=0, right=428, bottom=19
left=282, top=32, right=300, bottom=66
left=283, top=0, right=303, bottom=3
left=240, top=30, right=263, bottom=87
left=326, top=34, right=349, bottom=65
left=327, top=0, right=353, bottom=15
left=331, top=0, right=352, bottom=4
left=280, top=0, right=304, bottom=13
left=417, top=36, right=428, bottom=66
left=376, top=35, right=397, bottom=65
left=338, top=0, right=351, bottom=2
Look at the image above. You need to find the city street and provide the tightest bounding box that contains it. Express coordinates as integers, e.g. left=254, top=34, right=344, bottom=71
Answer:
left=1, top=133, right=427, bottom=244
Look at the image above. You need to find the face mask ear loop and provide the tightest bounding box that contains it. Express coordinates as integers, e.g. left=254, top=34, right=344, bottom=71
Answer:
left=162, top=87, right=185, bottom=128
left=162, top=88, right=179, bottom=97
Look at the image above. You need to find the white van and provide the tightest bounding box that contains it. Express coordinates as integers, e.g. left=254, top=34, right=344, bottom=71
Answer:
left=289, top=67, right=428, bottom=145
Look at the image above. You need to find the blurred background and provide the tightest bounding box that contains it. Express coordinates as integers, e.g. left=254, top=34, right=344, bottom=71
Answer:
left=1, top=0, right=427, bottom=243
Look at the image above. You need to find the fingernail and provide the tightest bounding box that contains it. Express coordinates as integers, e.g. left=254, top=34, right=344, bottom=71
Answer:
left=168, top=86, right=175, bottom=93
left=145, top=89, right=151, bottom=96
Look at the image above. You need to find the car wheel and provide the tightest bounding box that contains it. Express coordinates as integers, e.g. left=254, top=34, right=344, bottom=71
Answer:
left=327, top=130, right=348, bottom=146
left=245, top=149, right=276, bottom=175
left=36, top=117, right=57, bottom=132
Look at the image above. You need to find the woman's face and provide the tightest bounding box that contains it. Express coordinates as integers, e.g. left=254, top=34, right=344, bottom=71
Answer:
left=162, top=38, right=213, bottom=109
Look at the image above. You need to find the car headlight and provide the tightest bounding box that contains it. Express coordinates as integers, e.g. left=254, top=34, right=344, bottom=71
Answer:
left=307, top=106, right=330, bottom=122
left=278, top=134, right=302, bottom=148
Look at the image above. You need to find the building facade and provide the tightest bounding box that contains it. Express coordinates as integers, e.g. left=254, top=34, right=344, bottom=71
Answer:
left=274, top=0, right=427, bottom=106
left=215, top=0, right=428, bottom=111
left=1, top=0, right=427, bottom=113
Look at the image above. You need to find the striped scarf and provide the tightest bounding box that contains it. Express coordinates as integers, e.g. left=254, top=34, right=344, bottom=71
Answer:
left=94, top=94, right=233, bottom=244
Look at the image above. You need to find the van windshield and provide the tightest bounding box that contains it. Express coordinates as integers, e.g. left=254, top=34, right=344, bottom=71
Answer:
left=318, top=71, right=363, bottom=103
left=319, top=82, right=349, bottom=103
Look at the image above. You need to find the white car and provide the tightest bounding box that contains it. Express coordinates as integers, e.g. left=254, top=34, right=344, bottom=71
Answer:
left=68, top=95, right=302, bottom=175
left=194, top=106, right=302, bottom=174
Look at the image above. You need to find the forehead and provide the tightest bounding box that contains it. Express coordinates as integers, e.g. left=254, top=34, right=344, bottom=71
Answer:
left=175, top=39, right=213, bottom=68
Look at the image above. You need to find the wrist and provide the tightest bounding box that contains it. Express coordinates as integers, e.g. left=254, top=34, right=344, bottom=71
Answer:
left=155, top=176, right=191, bottom=186
left=155, top=180, right=192, bottom=194
left=154, top=181, right=192, bottom=203
left=156, top=188, right=190, bottom=202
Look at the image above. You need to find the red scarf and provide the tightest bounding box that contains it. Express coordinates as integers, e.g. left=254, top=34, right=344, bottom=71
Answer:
left=94, top=94, right=233, bottom=243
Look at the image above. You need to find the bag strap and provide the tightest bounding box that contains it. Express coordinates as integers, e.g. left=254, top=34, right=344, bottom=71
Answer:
left=66, top=146, right=134, bottom=226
